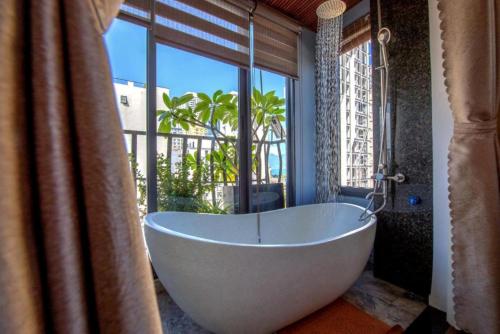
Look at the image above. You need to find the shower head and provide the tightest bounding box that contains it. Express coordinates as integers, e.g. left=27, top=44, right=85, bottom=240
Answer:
left=377, top=27, right=391, bottom=46
left=316, top=0, right=346, bottom=19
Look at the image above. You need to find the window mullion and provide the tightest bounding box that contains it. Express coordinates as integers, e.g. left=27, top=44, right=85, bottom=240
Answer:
left=237, top=68, right=252, bottom=214
left=146, top=0, right=158, bottom=212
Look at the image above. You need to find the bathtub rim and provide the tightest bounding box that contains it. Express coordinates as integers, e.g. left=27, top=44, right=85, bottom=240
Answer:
left=143, top=202, right=376, bottom=249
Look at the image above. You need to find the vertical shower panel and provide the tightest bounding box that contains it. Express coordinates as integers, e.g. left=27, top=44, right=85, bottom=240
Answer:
left=370, top=0, right=433, bottom=296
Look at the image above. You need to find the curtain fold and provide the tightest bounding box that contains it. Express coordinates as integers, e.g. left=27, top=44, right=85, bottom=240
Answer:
left=90, top=0, right=124, bottom=33
left=0, top=0, right=162, bottom=333
left=438, top=1, right=500, bottom=333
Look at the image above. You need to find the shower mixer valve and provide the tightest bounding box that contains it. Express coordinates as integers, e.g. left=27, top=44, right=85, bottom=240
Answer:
left=360, top=171, right=406, bottom=221
left=388, top=173, right=406, bottom=183
left=359, top=26, right=406, bottom=221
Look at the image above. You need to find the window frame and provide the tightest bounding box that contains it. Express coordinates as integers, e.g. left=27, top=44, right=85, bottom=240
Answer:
left=115, top=6, right=296, bottom=213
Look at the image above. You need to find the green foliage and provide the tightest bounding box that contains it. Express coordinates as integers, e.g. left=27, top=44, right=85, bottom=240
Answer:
left=129, top=154, right=228, bottom=215
left=147, top=81, right=287, bottom=215
left=251, top=87, right=286, bottom=129
left=156, top=87, right=286, bottom=184
left=205, top=142, right=238, bottom=183
left=157, top=153, right=203, bottom=212
left=129, top=154, right=147, bottom=217
left=157, top=90, right=238, bottom=135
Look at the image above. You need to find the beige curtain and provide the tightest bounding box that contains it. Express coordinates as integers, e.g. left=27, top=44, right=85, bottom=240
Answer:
left=0, top=0, right=162, bottom=333
left=438, top=0, right=500, bottom=333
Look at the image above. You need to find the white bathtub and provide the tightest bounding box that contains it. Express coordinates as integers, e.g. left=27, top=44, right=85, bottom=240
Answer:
left=144, top=203, right=376, bottom=334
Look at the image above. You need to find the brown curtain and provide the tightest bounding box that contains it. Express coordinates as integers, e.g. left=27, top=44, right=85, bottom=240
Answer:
left=0, top=0, right=162, bottom=333
left=438, top=0, right=500, bottom=333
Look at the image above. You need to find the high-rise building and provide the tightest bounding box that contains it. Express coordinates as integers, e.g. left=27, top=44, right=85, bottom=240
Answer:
left=339, top=41, right=374, bottom=189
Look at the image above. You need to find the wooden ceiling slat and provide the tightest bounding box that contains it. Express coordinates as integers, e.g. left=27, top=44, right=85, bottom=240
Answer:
left=259, top=0, right=362, bottom=31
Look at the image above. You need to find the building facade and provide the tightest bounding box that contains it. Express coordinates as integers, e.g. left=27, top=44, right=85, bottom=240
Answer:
left=339, top=40, right=374, bottom=189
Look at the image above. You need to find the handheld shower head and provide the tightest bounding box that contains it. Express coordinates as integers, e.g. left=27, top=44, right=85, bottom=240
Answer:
left=316, top=0, right=346, bottom=19
left=377, top=27, right=391, bottom=46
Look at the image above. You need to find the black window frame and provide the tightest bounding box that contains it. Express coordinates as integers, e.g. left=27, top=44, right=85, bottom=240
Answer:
left=114, top=6, right=296, bottom=213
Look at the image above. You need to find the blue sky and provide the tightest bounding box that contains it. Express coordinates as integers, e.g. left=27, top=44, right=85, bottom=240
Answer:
left=104, top=19, right=286, bottom=98
left=105, top=19, right=147, bottom=84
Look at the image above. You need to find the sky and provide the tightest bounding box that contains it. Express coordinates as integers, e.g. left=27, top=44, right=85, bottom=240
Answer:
left=104, top=19, right=286, bottom=98
left=104, top=18, right=287, bottom=164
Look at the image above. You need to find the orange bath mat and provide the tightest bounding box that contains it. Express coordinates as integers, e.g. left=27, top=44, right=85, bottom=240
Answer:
left=279, top=298, right=400, bottom=334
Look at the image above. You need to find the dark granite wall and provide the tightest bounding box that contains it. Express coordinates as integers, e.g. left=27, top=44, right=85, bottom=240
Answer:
left=370, top=0, right=433, bottom=297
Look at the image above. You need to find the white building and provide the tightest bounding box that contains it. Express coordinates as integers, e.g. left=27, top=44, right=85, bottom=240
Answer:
left=114, top=82, right=226, bottom=183
left=114, top=80, right=170, bottom=179
left=339, top=41, right=374, bottom=189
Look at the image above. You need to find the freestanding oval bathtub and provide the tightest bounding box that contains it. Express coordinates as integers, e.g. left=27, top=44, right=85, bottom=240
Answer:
left=144, top=203, right=376, bottom=334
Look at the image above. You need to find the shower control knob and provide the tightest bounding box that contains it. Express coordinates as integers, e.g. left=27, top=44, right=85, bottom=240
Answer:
left=395, top=173, right=405, bottom=183
left=387, top=173, right=405, bottom=183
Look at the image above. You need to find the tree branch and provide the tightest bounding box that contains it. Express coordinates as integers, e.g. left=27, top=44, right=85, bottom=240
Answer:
left=208, top=108, right=238, bottom=171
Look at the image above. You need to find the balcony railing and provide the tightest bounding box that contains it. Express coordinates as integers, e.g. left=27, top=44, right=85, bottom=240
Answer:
left=124, top=129, right=286, bottom=189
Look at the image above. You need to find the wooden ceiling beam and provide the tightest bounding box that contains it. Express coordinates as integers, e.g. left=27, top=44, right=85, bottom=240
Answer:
left=258, top=0, right=362, bottom=31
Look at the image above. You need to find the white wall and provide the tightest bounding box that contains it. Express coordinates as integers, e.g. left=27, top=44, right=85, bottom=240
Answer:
left=428, top=0, right=455, bottom=326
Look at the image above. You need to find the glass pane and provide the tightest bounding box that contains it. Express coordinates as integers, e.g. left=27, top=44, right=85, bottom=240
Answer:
left=105, top=19, right=148, bottom=217
left=340, top=40, right=374, bottom=189
left=251, top=68, right=288, bottom=213
left=156, top=44, right=239, bottom=214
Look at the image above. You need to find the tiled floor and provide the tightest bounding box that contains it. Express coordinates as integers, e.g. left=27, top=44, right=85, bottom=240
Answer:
left=156, top=270, right=427, bottom=333
left=155, top=281, right=210, bottom=333
left=343, top=271, right=427, bottom=329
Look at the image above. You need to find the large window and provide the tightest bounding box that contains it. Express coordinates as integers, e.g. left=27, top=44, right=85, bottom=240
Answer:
left=251, top=68, right=288, bottom=212
left=340, top=40, right=374, bottom=189
left=155, top=44, right=240, bottom=214
left=105, top=1, right=296, bottom=216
